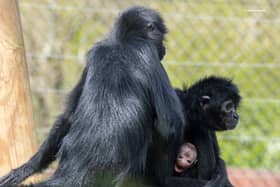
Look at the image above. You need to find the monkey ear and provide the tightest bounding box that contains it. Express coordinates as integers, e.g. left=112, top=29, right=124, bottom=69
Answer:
left=199, top=95, right=211, bottom=109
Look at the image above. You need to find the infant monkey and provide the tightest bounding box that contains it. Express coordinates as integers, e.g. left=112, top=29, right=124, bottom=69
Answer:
left=174, top=142, right=198, bottom=174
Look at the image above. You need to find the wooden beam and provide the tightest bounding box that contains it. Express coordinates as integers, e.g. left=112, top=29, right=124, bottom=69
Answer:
left=0, top=0, right=37, bottom=183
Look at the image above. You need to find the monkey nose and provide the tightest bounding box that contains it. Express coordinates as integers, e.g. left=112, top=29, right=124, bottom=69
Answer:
left=233, top=113, right=239, bottom=120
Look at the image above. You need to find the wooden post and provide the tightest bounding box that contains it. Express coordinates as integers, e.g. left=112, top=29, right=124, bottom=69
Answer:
left=0, top=0, right=37, bottom=182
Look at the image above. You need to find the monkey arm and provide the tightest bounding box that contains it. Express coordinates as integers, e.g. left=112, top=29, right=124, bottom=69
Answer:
left=202, top=158, right=234, bottom=187
left=0, top=68, right=88, bottom=186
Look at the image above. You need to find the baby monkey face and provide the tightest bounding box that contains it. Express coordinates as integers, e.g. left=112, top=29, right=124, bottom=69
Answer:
left=174, top=143, right=197, bottom=173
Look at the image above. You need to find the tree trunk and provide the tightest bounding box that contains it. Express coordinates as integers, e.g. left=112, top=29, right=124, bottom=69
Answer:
left=0, top=0, right=37, bottom=183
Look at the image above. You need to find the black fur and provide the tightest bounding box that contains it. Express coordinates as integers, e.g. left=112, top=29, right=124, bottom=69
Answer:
left=165, top=76, right=241, bottom=187
left=0, top=6, right=185, bottom=187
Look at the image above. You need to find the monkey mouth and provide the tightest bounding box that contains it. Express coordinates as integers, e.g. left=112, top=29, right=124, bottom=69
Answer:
left=224, top=119, right=238, bottom=130
left=174, top=164, right=185, bottom=173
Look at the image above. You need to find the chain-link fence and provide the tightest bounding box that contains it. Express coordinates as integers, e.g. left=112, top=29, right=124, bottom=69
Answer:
left=19, top=0, right=280, bottom=186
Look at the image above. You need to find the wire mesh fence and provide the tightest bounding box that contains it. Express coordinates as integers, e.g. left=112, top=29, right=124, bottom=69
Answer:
left=18, top=0, right=280, bottom=185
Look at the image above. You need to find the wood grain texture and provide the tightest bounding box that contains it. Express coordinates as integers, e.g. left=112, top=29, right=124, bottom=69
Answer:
left=0, top=0, right=37, bottom=182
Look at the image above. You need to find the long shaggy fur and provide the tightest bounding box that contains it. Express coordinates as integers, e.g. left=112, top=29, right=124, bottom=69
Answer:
left=0, top=6, right=184, bottom=187
left=165, top=76, right=241, bottom=187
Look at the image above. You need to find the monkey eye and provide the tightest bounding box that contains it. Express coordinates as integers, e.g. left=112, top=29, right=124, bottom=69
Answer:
left=146, top=23, right=156, bottom=31
left=225, top=102, right=234, bottom=110
left=222, top=100, right=234, bottom=112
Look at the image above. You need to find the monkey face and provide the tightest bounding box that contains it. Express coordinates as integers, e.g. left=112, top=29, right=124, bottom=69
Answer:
left=199, top=96, right=239, bottom=131
left=174, top=143, right=197, bottom=173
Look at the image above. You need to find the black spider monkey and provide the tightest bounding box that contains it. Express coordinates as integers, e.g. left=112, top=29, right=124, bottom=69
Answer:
left=0, top=6, right=185, bottom=187
left=164, top=76, right=241, bottom=187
